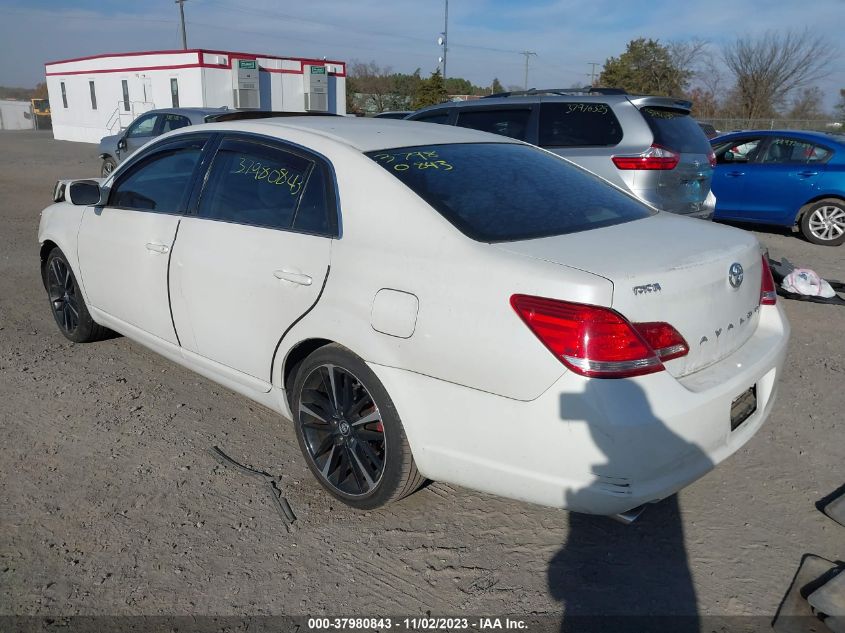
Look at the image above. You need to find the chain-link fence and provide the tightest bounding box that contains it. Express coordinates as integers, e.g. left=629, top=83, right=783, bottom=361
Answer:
left=699, top=118, right=843, bottom=133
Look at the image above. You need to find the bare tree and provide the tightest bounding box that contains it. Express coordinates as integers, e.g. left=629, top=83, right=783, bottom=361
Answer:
left=786, top=86, right=828, bottom=120
left=722, top=30, right=835, bottom=119
left=667, top=38, right=709, bottom=77
left=348, top=61, right=397, bottom=113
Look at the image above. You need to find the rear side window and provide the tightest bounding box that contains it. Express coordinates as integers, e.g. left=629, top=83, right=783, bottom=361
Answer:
left=198, top=139, right=313, bottom=231
left=640, top=107, right=711, bottom=154
left=761, top=137, right=832, bottom=164
left=366, top=143, right=651, bottom=242
left=161, top=114, right=190, bottom=133
left=292, top=166, right=332, bottom=234
left=455, top=109, right=531, bottom=141
left=109, top=139, right=205, bottom=212
left=539, top=102, right=622, bottom=147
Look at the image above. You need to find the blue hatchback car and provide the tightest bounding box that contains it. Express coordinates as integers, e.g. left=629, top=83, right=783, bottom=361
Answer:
left=711, top=130, right=845, bottom=246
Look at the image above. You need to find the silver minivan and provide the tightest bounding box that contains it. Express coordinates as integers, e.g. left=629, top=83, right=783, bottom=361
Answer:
left=407, top=88, right=716, bottom=219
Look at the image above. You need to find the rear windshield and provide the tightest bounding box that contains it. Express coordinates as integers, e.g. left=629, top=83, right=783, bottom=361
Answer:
left=366, top=143, right=652, bottom=243
left=640, top=107, right=711, bottom=154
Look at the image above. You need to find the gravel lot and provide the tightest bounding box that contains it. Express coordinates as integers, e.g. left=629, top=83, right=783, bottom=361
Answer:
left=1, top=130, right=843, bottom=625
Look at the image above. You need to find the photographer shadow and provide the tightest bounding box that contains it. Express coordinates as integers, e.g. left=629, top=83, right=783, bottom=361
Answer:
left=548, top=379, right=712, bottom=633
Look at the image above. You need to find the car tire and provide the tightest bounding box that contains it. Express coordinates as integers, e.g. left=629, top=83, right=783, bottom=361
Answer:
left=44, top=247, right=110, bottom=343
left=291, top=343, right=423, bottom=509
left=101, top=157, right=117, bottom=178
left=799, top=198, right=845, bottom=246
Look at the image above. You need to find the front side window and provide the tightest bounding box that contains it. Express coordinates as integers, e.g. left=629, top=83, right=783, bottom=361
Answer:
left=170, top=78, right=180, bottom=108
left=88, top=80, right=97, bottom=110
left=126, top=114, right=158, bottom=138
left=197, top=139, right=315, bottom=231
left=539, top=102, right=622, bottom=147
left=60, top=82, right=67, bottom=109
left=109, top=139, right=205, bottom=212
left=713, top=137, right=763, bottom=164
left=456, top=108, right=531, bottom=141
left=367, top=143, right=652, bottom=242
left=121, top=80, right=129, bottom=111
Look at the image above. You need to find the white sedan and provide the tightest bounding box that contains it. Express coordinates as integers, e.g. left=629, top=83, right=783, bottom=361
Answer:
left=38, top=117, right=790, bottom=519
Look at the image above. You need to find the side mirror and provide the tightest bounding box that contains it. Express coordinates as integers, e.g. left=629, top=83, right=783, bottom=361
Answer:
left=117, top=137, right=127, bottom=151
left=68, top=180, right=103, bottom=206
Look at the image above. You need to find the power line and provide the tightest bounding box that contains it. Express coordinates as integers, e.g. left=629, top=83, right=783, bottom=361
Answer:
left=194, top=0, right=523, bottom=56
left=0, top=7, right=173, bottom=25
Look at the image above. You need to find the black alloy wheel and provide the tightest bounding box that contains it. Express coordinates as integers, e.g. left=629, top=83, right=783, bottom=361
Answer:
left=44, top=248, right=110, bottom=343
left=47, top=255, right=80, bottom=335
left=291, top=344, right=423, bottom=509
left=298, top=363, right=386, bottom=496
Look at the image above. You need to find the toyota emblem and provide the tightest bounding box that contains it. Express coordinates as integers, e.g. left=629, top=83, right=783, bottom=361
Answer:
left=728, top=262, right=744, bottom=288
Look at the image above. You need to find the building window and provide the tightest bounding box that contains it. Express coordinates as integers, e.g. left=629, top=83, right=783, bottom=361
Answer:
left=122, top=80, right=129, bottom=111
left=60, top=82, right=68, bottom=109
left=170, top=78, right=179, bottom=108
left=89, top=80, right=97, bottom=110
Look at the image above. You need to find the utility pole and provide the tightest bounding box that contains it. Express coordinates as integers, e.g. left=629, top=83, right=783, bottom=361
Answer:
left=587, top=62, right=601, bottom=86
left=522, top=51, right=537, bottom=89
left=443, top=0, right=448, bottom=79
left=437, top=0, right=449, bottom=79
left=175, top=0, right=188, bottom=50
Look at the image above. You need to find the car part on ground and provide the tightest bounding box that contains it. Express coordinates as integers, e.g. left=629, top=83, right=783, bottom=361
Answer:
left=40, top=116, right=789, bottom=515
left=406, top=87, right=716, bottom=219
left=768, top=256, right=845, bottom=306
left=208, top=445, right=296, bottom=527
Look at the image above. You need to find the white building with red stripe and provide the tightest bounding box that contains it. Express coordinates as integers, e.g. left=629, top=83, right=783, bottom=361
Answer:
left=45, top=49, right=347, bottom=143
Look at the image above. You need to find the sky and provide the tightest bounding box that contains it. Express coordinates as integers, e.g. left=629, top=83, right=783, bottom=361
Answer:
left=0, top=0, right=843, bottom=110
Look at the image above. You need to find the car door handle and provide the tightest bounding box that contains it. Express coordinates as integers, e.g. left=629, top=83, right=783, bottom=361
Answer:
left=145, top=242, right=170, bottom=254
left=798, top=171, right=818, bottom=177
left=726, top=171, right=745, bottom=177
left=274, top=269, right=312, bottom=286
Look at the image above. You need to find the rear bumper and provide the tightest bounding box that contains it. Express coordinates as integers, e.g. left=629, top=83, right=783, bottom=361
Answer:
left=369, top=303, right=789, bottom=515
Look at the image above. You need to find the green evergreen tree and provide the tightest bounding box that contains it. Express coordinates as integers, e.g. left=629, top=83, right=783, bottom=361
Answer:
left=413, top=69, right=449, bottom=109
left=599, top=38, right=691, bottom=96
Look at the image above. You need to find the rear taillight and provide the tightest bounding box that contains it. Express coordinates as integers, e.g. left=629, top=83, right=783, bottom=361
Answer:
left=760, top=256, right=777, bottom=305
left=612, top=144, right=680, bottom=170
left=707, top=150, right=717, bottom=168
left=510, top=295, right=689, bottom=379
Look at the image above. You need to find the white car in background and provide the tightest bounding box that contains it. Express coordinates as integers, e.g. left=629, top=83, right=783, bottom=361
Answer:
left=38, top=117, right=789, bottom=519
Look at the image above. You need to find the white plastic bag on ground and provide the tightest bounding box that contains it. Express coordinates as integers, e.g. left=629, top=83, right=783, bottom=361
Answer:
left=782, top=269, right=837, bottom=298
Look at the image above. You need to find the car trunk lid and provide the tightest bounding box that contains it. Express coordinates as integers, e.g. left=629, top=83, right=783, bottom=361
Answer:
left=632, top=98, right=714, bottom=217
left=494, top=213, right=763, bottom=378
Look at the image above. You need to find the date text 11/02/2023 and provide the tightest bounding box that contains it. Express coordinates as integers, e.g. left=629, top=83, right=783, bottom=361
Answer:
left=306, top=617, right=529, bottom=630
